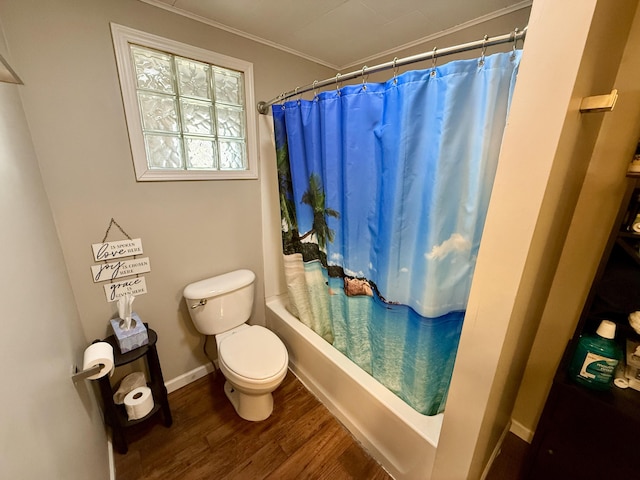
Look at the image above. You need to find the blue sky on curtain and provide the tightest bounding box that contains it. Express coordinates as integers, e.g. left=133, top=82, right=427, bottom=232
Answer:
left=273, top=50, right=521, bottom=415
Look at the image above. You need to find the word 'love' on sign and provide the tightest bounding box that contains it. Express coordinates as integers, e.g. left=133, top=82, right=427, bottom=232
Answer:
left=91, top=238, right=143, bottom=262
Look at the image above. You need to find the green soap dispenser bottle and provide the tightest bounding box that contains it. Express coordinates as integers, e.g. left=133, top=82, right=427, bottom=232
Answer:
left=569, top=320, right=622, bottom=390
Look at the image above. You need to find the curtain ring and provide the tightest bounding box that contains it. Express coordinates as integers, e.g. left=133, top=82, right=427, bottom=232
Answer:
left=431, top=47, right=437, bottom=77
left=392, top=57, right=399, bottom=84
left=294, top=86, right=301, bottom=105
left=335, top=73, right=342, bottom=95
left=479, top=35, right=488, bottom=67
left=312, top=80, right=319, bottom=100
left=511, top=28, right=519, bottom=59
left=361, top=65, right=368, bottom=90
left=279, top=92, right=286, bottom=109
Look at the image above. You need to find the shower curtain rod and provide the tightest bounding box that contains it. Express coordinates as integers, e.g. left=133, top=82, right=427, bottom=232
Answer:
left=257, top=27, right=526, bottom=114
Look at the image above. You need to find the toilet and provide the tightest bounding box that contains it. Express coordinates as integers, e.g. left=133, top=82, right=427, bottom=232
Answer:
left=183, top=269, right=288, bottom=421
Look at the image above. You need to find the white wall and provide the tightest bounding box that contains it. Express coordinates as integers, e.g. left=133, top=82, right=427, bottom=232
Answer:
left=0, top=0, right=335, bottom=383
left=0, top=23, right=109, bottom=480
left=433, top=0, right=640, bottom=477
left=512, top=1, right=640, bottom=441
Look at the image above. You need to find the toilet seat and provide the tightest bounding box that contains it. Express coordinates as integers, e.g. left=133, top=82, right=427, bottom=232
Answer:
left=218, top=325, right=287, bottom=381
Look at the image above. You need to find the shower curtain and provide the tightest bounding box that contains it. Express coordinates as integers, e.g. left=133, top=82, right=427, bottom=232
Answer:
left=273, top=51, right=521, bottom=415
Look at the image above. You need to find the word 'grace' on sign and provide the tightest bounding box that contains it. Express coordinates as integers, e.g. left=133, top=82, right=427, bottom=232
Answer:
left=92, top=238, right=143, bottom=262
left=104, top=276, right=148, bottom=302
left=91, top=257, right=151, bottom=283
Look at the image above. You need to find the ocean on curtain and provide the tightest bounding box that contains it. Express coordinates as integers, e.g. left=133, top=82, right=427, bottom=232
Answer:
left=273, top=51, right=521, bottom=415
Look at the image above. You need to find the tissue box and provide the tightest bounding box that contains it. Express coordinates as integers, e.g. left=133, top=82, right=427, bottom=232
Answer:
left=110, top=313, right=148, bottom=354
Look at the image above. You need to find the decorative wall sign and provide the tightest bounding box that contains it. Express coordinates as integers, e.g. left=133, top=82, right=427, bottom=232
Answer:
left=92, top=238, right=143, bottom=262
left=92, top=218, right=151, bottom=303
left=104, top=276, right=148, bottom=302
left=91, top=257, right=151, bottom=283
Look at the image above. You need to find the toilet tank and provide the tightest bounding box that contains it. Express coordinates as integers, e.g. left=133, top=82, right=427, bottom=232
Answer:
left=183, top=269, right=255, bottom=335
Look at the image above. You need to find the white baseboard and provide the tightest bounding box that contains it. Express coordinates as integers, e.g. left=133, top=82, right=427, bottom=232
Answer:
left=107, top=435, right=115, bottom=480
left=479, top=419, right=534, bottom=479
left=509, top=418, right=534, bottom=443
left=164, top=362, right=215, bottom=394
left=480, top=421, right=511, bottom=480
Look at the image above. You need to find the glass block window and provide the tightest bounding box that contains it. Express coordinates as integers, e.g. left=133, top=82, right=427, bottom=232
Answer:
left=111, top=24, right=257, bottom=181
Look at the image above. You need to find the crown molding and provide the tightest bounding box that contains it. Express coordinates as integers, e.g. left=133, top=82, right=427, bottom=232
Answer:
left=139, top=0, right=532, bottom=72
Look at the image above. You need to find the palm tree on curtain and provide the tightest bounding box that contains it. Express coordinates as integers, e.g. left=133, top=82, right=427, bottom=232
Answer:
left=276, top=145, right=300, bottom=254
left=299, top=173, right=340, bottom=250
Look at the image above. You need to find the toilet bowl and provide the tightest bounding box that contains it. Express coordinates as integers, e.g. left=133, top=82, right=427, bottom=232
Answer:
left=216, top=324, right=288, bottom=420
left=183, top=269, right=289, bottom=421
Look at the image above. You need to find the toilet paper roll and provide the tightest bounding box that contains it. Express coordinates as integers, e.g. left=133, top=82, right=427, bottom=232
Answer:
left=113, top=372, right=147, bottom=405
left=124, top=386, right=154, bottom=420
left=82, top=342, right=115, bottom=380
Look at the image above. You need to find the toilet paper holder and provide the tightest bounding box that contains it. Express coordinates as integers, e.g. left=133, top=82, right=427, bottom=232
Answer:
left=71, top=363, right=104, bottom=383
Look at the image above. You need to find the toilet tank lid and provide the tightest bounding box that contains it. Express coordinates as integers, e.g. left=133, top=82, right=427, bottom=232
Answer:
left=183, top=269, right=255, bottom=299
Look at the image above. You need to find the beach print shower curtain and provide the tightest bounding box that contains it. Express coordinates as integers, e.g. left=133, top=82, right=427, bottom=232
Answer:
left=273, top=51, right=521, bottom=415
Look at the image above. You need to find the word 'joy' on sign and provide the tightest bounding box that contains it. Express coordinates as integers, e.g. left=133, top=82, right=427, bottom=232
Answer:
left=91, top=257, right=151, bottom=283
left=92, top=238, right=143, bottom=262
left=104, top=276, right=148, bottom=302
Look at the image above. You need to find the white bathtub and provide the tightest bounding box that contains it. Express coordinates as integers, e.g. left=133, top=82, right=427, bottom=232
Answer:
left=266, top=294, right=443, bottom=480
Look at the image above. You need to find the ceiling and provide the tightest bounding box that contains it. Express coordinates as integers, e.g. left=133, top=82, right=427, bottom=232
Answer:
left=141, top=0, right=531, bottom=69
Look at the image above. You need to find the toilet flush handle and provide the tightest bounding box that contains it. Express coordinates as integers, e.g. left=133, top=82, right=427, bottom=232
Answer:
left=191, top=299, right=207, bottom=309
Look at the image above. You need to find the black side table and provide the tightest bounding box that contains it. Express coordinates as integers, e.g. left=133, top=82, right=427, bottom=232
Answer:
left=94, top=325, right=172, bottom=454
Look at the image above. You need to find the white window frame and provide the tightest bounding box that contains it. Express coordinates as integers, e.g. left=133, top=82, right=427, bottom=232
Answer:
left=111, top=23, right=258, bottom=181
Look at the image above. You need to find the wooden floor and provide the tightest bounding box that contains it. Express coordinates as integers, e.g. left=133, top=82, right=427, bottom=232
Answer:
left=114, top=369, right=530, bottom=479
left=114, top=370, right=392, bottom=479
left=485, top=433, right=530, bottom=480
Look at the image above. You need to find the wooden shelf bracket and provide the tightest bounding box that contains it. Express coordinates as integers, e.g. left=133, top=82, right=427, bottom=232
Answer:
left=580, top=89, right=618, bottom=113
